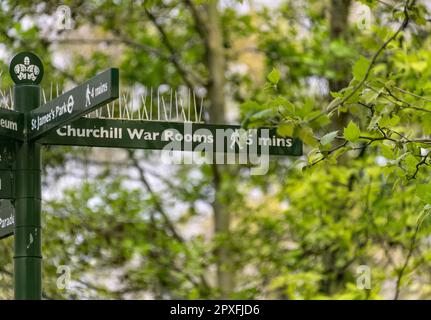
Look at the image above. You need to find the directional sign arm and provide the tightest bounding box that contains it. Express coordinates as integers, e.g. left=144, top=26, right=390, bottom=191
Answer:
left=0, top=108, right=24, bottom=140
left=28, top=68, right=119, bottom=141
left=39, top=118, right=303, bottom=156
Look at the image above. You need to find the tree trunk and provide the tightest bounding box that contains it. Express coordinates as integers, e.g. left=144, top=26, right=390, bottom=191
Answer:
left=206, top=0, right=226, bottom=123
left=328, top=0, right=352, bottom=131
left=205, top=0, right=234, bottom=298
left=321, top=0, right=352, bottom=296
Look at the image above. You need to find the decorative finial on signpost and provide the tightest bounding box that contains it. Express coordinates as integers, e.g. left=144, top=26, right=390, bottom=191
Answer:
left=9, top=52, right=44, bottom=85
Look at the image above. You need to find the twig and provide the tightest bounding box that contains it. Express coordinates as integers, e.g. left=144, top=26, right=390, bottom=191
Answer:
left=127, top=149, right=184, bottom=242
left=182, top=0, right=207, bottom=40
left=408, top=152, right=430, bottom=180
left=144, top=8, right=197, bottom=89
left=393, top=209, right=427, bottom=299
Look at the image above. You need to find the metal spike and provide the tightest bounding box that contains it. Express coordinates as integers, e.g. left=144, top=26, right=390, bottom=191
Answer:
left=125, top=92, right=131, bottom=119
left=42, top=88, right=47, bottom=104
left=178, top=94, right=187, bottom=122
left=157, top=89, right=160, bottom=121
left=111, top=102, right=115, bottom=118
left=0, top=89, right=5, bottom=105
left=0, top=89, right=7, bottom=109
left=9, top=87, right=13, bottom=109
left=169, top=88, right=173, bottom=121
left=124, top=92, right=130, bottom=120
left=161, top=94, right=168, bottom=120
left=150, top=87, right=153, bottom=121
left=106, top=102, right=111, bottom=118
left=142, top=93, right=149, bottom=120
left=198, top=96, right=203, bottom=123
left=119, top=91, right=122, bottom=119
left=137, top=95, right=141, bottom=120
left=193, top=90, right=197, bottom=122
left=131, top=92, right=135, bottom=120
left=175, top=90, right=179, bottom=120
left=188, top=88, right=191, bottom=122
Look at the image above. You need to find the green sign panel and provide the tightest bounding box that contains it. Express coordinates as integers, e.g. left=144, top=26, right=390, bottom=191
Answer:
left=40, top=118, right=303, bottom=156
left=28, top=68, right=119, bottom=140
left=0, top=199, right=14, bottom=239
left=0, top=171, right=14, bottom=199
left=0, top=109, right=24, bottom=140
left=0, top=142, right=15, bottom=169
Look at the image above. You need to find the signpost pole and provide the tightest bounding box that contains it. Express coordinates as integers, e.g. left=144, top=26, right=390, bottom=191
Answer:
left=13, top=74, right=42, bottom=300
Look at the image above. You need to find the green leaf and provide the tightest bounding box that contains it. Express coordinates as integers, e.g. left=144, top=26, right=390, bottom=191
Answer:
left=267, top=68, right=281, bottom=85
left=298, top=127, right=318, bottom=147
left=352, top=56, right=369, bottom=80
left=416, top=184, right=431, bottom=204
left=343, top=121, right=361, bottom=142
left=249, top=108, right=276, bottom=121
left=362, top=89, right=380, bottom=104
left=320, top=130, right=339, bottom=146
left=380, top=144, right=395, bottom=159
left=332, top=146, right=351, bottom=160
left=357, top=0, right=377, bottom=8
left=269, top=97, right=295, bottom=116
left=404, top=154, right=417, bottom=174
left=240, top=101, right=261, bottom=113
left=379, top=115, right=400, bottom=127
left=277, top=123, right=295, bottom=137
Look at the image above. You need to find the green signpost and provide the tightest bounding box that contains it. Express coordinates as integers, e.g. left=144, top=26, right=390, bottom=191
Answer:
left=0, top=51, right=303, bottom=300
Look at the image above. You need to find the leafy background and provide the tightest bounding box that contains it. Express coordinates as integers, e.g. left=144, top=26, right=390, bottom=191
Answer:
left=1, top=0, right=431, bottom=299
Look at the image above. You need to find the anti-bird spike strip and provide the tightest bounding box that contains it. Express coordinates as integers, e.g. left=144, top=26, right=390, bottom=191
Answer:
left=82, top=87, right=205, bottom=123
left=0, top=84, right=204, bottom=122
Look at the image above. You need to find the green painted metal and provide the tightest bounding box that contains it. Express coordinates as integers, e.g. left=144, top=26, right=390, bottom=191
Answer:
left=0, top=199, right=14, bottom=239
left=0, top=109, right=25, bottom=140
left=28, top=68, right=119, bottom=141
left=0, top=170, right=14, bottom=198
left=13, top=84, right=42, bottom=300
left=0, top=142, right=15, bottom=169
left=40, top=118, right=303, bottom=156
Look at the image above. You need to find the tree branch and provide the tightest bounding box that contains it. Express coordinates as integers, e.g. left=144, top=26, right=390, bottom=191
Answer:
left=182, top=0, right=208, bottom=40
left=144, top=8, right=199, bottom=89
left=309, top=0, right=412, bottom=123
left=393, top=210, right=426, bottom=299
left=127, top=149, right=184, bottom=242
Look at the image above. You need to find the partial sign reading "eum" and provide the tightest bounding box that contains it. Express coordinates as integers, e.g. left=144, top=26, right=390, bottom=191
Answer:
left=0, top=109, right=24, bottom=140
